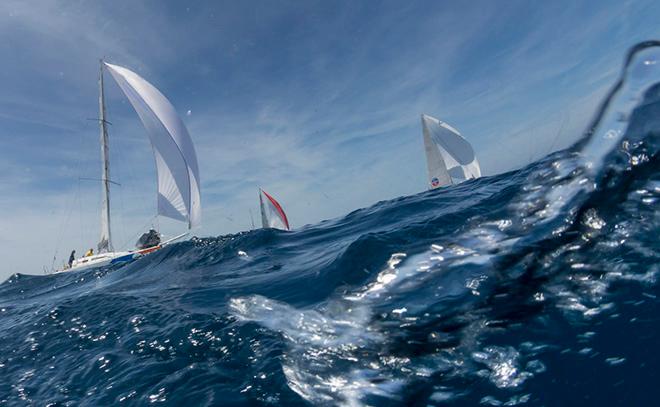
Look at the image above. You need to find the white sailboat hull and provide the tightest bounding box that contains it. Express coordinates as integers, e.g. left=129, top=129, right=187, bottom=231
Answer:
left=55, top=232, right=188, bottom=274
left=56, top=251, right=136, bottom=273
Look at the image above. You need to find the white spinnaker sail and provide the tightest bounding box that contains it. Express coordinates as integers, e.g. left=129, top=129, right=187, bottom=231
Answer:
left=105, top=62, right=201, bottom=229
left=259, top=189, right=290, bottom=231
left=421, top=114, right=481, bottom=189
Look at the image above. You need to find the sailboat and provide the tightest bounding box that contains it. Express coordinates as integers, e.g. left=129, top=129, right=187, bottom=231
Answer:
left=421, top=114, right=481, bottom=189
left=258, top=188, right=290, bottom=231
left=57, top=60, right=201, bottom=273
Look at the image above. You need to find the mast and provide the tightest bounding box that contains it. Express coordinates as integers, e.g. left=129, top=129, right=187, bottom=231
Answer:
left=249, top=209, right=256, bottom=230
left=259, top=189, right=268, bottom=228
left=98, top=60, right=113, bottom=253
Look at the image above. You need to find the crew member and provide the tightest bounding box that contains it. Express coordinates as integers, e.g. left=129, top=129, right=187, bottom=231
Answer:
left=68, top=250, right=76, bottom=268
left=84, top=248, right=94, bottom=257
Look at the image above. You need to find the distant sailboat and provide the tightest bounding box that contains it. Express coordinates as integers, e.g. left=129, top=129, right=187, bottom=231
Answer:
left=57, top=60, right=201, bottom=272
left=259, top=189, right=290, bottom=231
left=421, top=114, right=481, bottom=189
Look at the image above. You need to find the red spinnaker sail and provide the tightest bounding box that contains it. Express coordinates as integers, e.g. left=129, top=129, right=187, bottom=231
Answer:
left=261, top=189, right=290, bottom=230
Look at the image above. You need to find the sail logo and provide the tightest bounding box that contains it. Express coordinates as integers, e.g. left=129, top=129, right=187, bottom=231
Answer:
left=431, top=177, right=440, bottom=187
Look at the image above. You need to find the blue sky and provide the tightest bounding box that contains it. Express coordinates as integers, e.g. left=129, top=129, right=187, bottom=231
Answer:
left=0, top=0, right=658, bottom=279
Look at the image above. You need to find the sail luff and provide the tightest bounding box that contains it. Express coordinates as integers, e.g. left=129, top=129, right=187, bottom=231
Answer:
left=98, top=60, right=113, bottom=253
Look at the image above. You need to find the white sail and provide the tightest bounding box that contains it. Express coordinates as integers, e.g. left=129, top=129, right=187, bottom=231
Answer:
left=421, top=114, right=481, bottom=189
left=422, top=115, right=452, bottom=189
left=259, top=190, right=269, bottom=229
left=259, top=189, right=290, bottom=231
left=105, top=62, right=201, bottom=229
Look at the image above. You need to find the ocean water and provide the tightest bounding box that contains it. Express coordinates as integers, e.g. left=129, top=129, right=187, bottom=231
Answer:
left=0, top=42, right=658, bottom=406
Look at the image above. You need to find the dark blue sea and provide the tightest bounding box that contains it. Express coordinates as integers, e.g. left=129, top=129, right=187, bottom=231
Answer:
left=1, top=42, right=659, bottom=406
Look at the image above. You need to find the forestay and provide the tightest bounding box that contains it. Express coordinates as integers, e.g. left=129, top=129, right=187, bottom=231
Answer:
left=421, top=114, right=481, bottom=189
left=105, top=63, right=201, bottom=228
